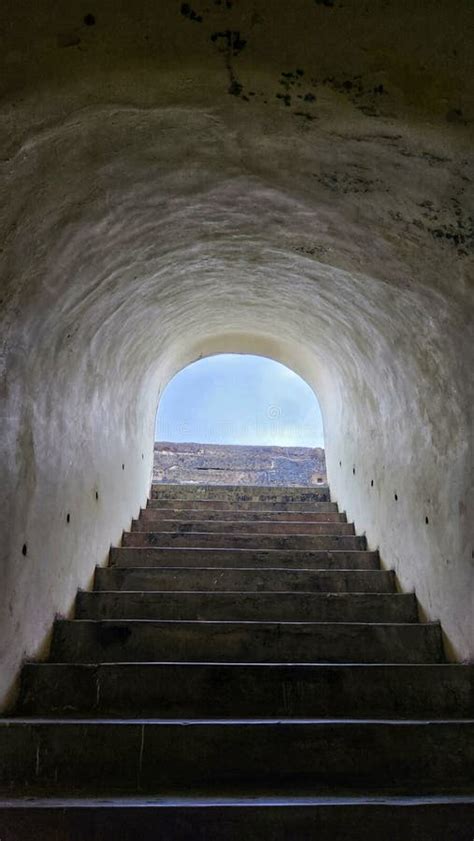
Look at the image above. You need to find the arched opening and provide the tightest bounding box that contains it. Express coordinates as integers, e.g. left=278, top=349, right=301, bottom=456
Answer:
left=153, top=353, right=326, bottom=486
left=156, top=354, right=324, bottom=447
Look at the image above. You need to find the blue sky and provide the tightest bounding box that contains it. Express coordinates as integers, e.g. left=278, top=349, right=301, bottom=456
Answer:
left=155, top=354, right=324, bottom=447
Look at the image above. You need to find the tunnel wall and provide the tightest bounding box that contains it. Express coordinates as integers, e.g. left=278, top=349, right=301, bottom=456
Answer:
left=0, top=0, right=473, bottom=708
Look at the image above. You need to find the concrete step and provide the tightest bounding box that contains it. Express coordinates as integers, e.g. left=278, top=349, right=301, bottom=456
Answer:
left=141, top=508, right=346, bottom=522
left=121, top=532, right=366, bottom=551
left=148, top=499, right=338, bottom=512
left=0, top=719, right=472, bottom=795
left=50, top=619, right=444, bottom=663
left=75, top=591, right=418, bottom=623
left=18, top=663, right=474, bottom=719
left=150, top=484, right=331, bottom=502
left=110, top=547, right=380, bottom=570
left=95, top=566, right=396, bottom=593
left=132, top=519, right=355, bottom=535
left=1, top=796, right=474, bottom=841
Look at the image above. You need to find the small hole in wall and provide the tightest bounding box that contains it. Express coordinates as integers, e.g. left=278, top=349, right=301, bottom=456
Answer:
left=425, top=516, right=429, bottom=524
left=95, top=491, right=99, bottom=501
left=122, top=463, right=125, bottom=471
left=84, top=13, right=96, bottom=25
left=22, top=544, right=27, bottom=556
left=370, top=479, right=374, bottom=487
left=339, top=461, right=342, bottom=467
left=394, top=493, right=398, bottom=501
left=142, top=453, right=144, bottom=460
left=352, top=467, right=356, bottom=475
left=66, top=513, right=70, bottom=524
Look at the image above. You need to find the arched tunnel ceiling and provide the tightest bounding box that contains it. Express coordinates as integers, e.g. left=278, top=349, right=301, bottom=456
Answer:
left=1, top=0, right=472, bottom=390
left=0, top=0, right=473, bottom=707
left=0, top=0, right=472, bottom=458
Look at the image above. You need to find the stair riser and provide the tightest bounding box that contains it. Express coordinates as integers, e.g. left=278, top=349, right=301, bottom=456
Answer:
left=50, top=621, right=444, bottom=664
left=75, top=592, right=418, bottom=623
left=148, top=500, right=338, bottom=512
left=0, top=721, right=472, bottom=795
left=141, top=509, right=346, bottom=522
left=151, top=486, right=330, bottom=502
left=1, top=803, right=474, bottom=841
left=18, top=664, right=474, bottom=718
left=110, top=548, right=379, bottom=569
left=122, top=533, right=366, bottom=550
left=95, top=567, right=396, bottom=593
left=132, top=520, right=355, bottom=535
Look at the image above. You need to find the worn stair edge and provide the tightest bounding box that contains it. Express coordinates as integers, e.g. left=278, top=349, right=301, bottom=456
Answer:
left=75, top=591, right=418, bottom=623
left=141, top=509, right=347, bottom=522
left=121, top=533, right=367, bottom=550
left=131, top=519, right=355, bottom=535
left=109, top=547, right=380, bottom=570
left=150, top=484, right=331, bottom=500
left=1, top=797, right=473, bottom=841
left=147, top=499, right=339, bottom=512
left=17, top=663, right=474, bottom=718
left=49, top=619, right=444, bottom=664
left=0, top=719, right=473, bottom=795
left=1, top=796, right=474, bottom=841
left=94, top=566, right=396, bottom=593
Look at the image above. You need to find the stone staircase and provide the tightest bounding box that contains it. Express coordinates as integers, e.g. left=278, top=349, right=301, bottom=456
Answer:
left=1, top=483, right=473, bottom=839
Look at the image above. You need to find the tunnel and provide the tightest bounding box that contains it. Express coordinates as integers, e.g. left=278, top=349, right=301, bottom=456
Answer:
left=0, top=0, right=473, bottom=721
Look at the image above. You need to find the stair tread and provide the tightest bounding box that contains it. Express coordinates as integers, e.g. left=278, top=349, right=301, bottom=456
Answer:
left=61, top=617, right=432, bottom=624
left=109, top=548, right=380, bottom=570
left=147, top=502, right=339, bottom=511
left=142, top=512, right=346, bottom=519
left=112, top=548, right=376, bottom=557
left=102, top=565, right=385, bottom=570
left=152, top=483, right=330, bottom=489
left=139, top=509, right=346, bottom=526
left=3, top=717, right=473, bottom=724
left=95, top=567, right=395, bottom=593
left=23, top=661, right=472, bottom=669
left=82, top=590, right=410, bottom=597
left=128, top=529, right=354, bottom=535
left=113, top=548, right=375, bottom=553
left=60, top=619, right=432, bottom=627
left=2, top=794, right=474, bottom=806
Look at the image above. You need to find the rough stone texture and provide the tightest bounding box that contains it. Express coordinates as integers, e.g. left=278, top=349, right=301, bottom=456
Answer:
left=153, top=442, right=327, bottom=485
left=0, top=0, right=473, bottom=709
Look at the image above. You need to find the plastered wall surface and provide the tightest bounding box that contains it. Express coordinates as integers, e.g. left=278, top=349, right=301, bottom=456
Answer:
left=0, top=0, right=473, bottom=708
